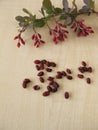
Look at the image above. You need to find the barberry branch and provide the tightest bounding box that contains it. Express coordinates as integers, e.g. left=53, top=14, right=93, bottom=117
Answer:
left=14, top=0, right=98, bottom=48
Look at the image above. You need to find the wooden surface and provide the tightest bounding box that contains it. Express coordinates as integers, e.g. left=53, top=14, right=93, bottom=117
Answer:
left=0, top=0, right=98, bottom=130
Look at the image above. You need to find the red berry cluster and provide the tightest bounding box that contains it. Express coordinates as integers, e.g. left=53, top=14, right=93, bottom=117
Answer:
left=14, top=31, right=25, bottom=48
left=32, top=33, right=45, bottom=48
left=71, top=19, right=94, bottom=37
left=49, top=22, right=68, bottom=44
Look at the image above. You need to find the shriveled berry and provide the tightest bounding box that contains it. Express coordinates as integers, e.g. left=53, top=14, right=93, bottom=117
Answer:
left=77, top=74, right=84, bottom=79
left=46, top=68, right=52, bottom=72
left=46, top=61, right=51, bottom=67
left=41, top=59, right=47, bottom=64
left=64, top=92, right=69, bottom=99
left=34, top=60, right=41, bottom=64
left=37, top=71, right=44, bottom=76
left=40, top=63, right=45, bottom=70
left=39, top=77, right=44, bottom=83
left=47, top=76, right=54, bottom=81
left=53, top=82, right=59, bottom=88
left=67, top=75, right=73, bottom=80
left=62, top=71, right=67, bottom=76
left=36, top=65, right=40, bottom=71
left=56, top=74, right=62, bottom=79
left=82, top=61, right=87, bottom=66
left=33, top=85, right=40, bottom=90
left=51, top=87, right=57, bottom=93
left=50, top=62, right=56, bottom=67
left=87, top=67, right=92, bottom=73
left=22, top=79, right=31, bottom=88
left=47, top=86, right=52, bottom=92
left=43, top=91, right=50, bottom=96
left=66, top=68, right=72, bottom=74
left=49, top=81, right=54, bottom=85
left=86, top=78, right=91, bottom=84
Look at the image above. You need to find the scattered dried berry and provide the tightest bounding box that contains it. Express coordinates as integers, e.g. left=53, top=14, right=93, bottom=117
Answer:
left=51, top=87, right=57, bottom=93
left=43, top=91, right=50, bottom=96
left=37, top=71, right=44, bottom=76
left=86, top=77, right=91, bottom=84
left=77, top=74, right=84, bottom=79
left=52, top=82, right=59, bottom=88
left=34, top=60, right=41, bottom=64
left=33, top=85, right=40, bottom=90
left=39, top=77, right=44, bottom=83
left=64, top=92, right=69, bottom=99
left=62, top=71, right=67, bottom=76
left=67, top=75, right=73, bottom=80
left=46, top=68, right=52, bottom=72
left=47, top=76, right=54, bottom=81
left=22, top=78, right=31, bottom=88
left=66, top=68, right=72, bottom=74
left=87, top=67, right=92, bottom=73
left=82, top=61, right=87, bottom=66
left=50, top=62, right=56, bottom=67
left=56, top=74, right=62, bottom=79
left=47, top=86, right=52, bottom=92
left=36, top=65, right=40, bottom=71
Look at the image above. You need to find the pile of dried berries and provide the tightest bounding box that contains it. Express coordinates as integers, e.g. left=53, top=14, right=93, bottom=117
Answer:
left=22, top=60, right=93, bottom=99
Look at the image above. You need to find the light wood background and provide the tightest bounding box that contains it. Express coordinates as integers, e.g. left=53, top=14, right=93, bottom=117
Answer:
left=0, top=0, right=98, bottom=130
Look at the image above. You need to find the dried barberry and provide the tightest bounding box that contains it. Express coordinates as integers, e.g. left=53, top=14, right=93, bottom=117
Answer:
left=22, top=78, right=31, bottom=88
left=43, top=91, right=50, bottom=96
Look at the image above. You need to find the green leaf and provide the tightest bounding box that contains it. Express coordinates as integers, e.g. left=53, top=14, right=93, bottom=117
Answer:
left=54, top=8, right=63, bottom=14
left=46, top=9, right=53, bottom=14
left=23, top=8, right=33, bottom=17
left=15, top=16, right=25, bottom=22
left=59, top=13, right=67, bottom=20
left=33, top=18, right=45, bottom=27
left=42, top=0, right=52, bottom=10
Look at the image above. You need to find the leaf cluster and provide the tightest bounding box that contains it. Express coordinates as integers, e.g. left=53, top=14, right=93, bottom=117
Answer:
left=15, top=0, right=96, bottom=30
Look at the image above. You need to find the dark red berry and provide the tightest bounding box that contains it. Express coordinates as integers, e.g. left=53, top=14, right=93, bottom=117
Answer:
left=22, top=79, right=31, bottom=88
left=41, top=59, right=47, bottom=64
left=51, top=87, right=57, bottom=93
left=33, top=85, right=40, bottom=90
left=56, top=74, right=62, bottom=79
left=43, top=91, right=50, bottom=96
left=57, top=71, right=62, bottom=75
left=50, top=62, right=56, bottom=67
left=67, top=75, right=73, bottom=80
left=86, top=78, right=91, bottom=84
left=36, top=65, right=40, bottom=71
left=46, top=68, right=52, bottom=72
left=66, top=68, right=72, bottom=74
left=52, top=82, right=59, bottom=88
left=46, top=61, right=51, bottom=67
left=62, top=71, right=67, bottom=76
left=64, top=92, right=69, bottom=99
left=39, top=77, right=44, bottom=83
left=87, top=67, right=92, bottom=73
left=81, top=61, right=87, bottom=66
left=37, top=71, right=44, bottom=76
left=47, top=77, right=54, bottom=81
left=34, top=60, right=41, bottom=64
left=77, top=74, right=84, bottom=79
left=40, top=63, right=45, bottom=70
left=49, top=81, right=54, bottom=85
left=47, top=86, right=52, bottom=92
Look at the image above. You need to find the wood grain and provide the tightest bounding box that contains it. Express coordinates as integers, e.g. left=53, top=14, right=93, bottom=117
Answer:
left=0, top=0, right=98, bottom=130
